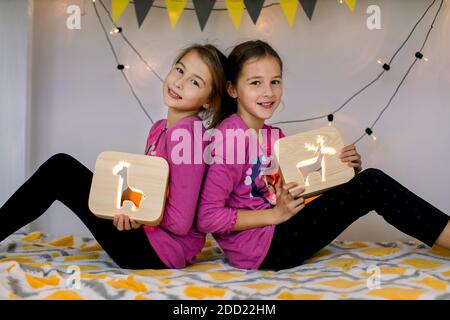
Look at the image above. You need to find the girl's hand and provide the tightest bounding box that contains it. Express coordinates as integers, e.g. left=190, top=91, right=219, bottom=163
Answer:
left=339, top=144, right=362, bottom=174
left=113, top=213, right=142, bottom=231
left=271, top=180, right=305, bottom=225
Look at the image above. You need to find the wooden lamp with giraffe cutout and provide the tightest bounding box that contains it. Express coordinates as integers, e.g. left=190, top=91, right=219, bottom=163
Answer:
left=273, top=126, right=355, bottom=198
left=88, top=151, right=169, bottom=225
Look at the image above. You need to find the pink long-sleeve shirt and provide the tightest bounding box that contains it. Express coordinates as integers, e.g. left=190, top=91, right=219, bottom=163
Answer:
left=143, top=115, right=206, bottom=269
left=197, top=114, right=285, bottom=269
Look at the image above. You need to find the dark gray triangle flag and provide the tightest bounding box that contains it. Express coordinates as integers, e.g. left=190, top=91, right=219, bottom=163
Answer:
left=193, top=0, right=216, bottom=31
left=134, top=0, right=155, bottom=28
left=244, top=0, right=265, bottom=24
left=298, top=0, right=317, bottom=20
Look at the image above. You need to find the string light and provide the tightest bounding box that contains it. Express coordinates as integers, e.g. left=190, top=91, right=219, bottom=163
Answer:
left=415, top=51, right=429, bottom=61
left=365, top=128, right=377, bottom=141
left=271, top=0, right=442, bottom=146
left=270, top=0, right=441, bottom=129
left=97, top=0, right=164, bottom=82
left=377, top=60, right=391, bottom=71
left=353, top=0, right=443, bottom=145
left=93, top=1, right=155, bottom=124
left=96, top=0, right=364, bottom=84
left=327, top=114, right=334, bottom=126
left=109, top=27, right=122, bottom=35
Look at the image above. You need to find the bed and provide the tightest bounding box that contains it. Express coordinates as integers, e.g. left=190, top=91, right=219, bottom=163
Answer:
left=1, top=230, right=449, bottom=300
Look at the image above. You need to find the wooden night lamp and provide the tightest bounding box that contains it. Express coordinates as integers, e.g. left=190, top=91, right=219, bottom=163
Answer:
left=88, top=151, right=169, bottom=226
left=273, top=126, right=355, bottom=198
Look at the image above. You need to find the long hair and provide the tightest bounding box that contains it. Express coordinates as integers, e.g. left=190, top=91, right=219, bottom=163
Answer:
left=211, top=40, right=284, bottom=127
left=172, top=44, right=229, bottom=129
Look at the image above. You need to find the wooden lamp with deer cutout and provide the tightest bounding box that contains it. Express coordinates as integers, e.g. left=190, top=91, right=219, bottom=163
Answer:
left=88, top=151, right=169, bottom=225
left=273, top=126, right=355, bottom=198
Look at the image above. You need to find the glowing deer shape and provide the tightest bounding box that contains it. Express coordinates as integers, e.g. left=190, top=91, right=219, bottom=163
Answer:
left=112, top=161, right=146, bottom=211
left=296, top=135, right=336, bottom=186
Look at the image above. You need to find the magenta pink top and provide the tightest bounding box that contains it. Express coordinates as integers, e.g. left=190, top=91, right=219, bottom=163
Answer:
left=143, top=115, right=206, bottom=269
left=197, top=114, right=285, bottom=269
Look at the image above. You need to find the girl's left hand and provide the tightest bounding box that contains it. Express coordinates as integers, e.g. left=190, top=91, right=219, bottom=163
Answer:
left=339, top=145, right=362, bottom=174
left=113, top=213, right=142, bottom=231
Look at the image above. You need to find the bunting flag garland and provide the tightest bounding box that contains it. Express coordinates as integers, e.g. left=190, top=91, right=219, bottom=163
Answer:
left=225, top=0, right=245, bottom=29
left=279, top=0, right=299, bottom=26
left=165, top=0, right=188, bottom=28
left=299, top=0, right=317, bottom=20
left=344, top=0, right=356, bottom=12
left=122, top=0, right=358, bottom=29
left=134, top=0, right=155, bottom=27
left=244, top=0, right=265, bottom=24
left=192, top=0, right=216, bottom=30
left=112, top=0, right=130, bottom=23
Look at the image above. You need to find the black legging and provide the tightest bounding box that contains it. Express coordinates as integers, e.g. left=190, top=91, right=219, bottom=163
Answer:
left=0, top=153, right=166, bottom=270
left=259, top=168, right=450, bottom=271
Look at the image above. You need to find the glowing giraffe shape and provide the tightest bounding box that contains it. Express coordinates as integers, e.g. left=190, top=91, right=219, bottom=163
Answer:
left=112, top=161, right=146, bottom=212
left=88, top=151, right=169, bottom=225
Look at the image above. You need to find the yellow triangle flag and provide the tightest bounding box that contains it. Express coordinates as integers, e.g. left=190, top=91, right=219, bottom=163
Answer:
left=112, top=0, right=130, bottom=23
left=279, top=0, right=298, bottom=27
left=225, top=0, right=245, bottom=29
left=344, top=0, right=356, bottom=12
left=166, top=0, right=188, bottom=29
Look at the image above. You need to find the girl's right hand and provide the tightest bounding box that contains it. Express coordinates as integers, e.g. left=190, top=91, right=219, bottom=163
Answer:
left=271, top=180, right=305, bottom=225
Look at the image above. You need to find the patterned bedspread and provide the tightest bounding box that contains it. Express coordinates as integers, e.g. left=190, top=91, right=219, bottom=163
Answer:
left=0, top=231, right=449, bottom=300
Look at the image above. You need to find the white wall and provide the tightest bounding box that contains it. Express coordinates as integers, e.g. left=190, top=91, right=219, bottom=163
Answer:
left=0, top=0, right=33, bottom=233
left=13, top=0, right=450, bottom=240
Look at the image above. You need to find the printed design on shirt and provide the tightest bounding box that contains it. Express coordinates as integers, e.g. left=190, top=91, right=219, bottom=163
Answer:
left=146, top=144, right=157, bottom=156
left=244, top=153, right=275, bottom=205
left=113, top=161, right=146, bottom=211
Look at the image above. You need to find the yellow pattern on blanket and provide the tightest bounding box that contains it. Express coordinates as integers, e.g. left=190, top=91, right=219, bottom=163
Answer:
left=0, top=231, right=449, bottom=300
